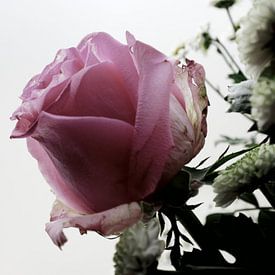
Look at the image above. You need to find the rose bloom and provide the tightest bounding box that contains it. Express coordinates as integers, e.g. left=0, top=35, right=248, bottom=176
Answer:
left=11, top=32, right=208, bottom=248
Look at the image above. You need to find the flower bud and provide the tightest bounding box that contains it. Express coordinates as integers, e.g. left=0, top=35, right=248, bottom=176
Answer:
left=213, top=144, right=275, bottom=207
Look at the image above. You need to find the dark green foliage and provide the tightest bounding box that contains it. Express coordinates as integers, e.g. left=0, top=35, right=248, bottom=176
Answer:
left=228, top=71, right=247, bottom=84
left=201, top=32, right=212, bottom=50
left=212, top=0, right=236, bottom=9
left=239, top=192, right=259, bottom=207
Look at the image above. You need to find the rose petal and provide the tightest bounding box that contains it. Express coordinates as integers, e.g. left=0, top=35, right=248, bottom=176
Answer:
left=21, top=48, right=81, bottom=101
left=27, top=137, right=91, bottom=213
left=10, top=79, right=70, bottom=138
left=48, top=62, right=136, bottom=125
left=126, top=34, right=174, bottom=197
left=162, top=95, right=195, bottom=179
left=77, top=32, right=138, bottom=108
left=46, top=201, right=142, bottom=248
left=60, top=59, right=83, bottom=78
left=31, top=111, right=135, bottom=212
left=174, top=61, right=208, bottom=157
left=78, top=41, right=101, bottom=66
left=186, top=60, right=208, bottom=154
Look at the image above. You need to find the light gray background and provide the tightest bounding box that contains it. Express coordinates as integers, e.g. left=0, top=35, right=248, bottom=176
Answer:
left=1, top=0, right=253, bottom=274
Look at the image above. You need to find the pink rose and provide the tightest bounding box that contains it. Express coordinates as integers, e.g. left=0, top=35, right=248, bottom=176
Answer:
left=11, top=32, right=208, bottom=248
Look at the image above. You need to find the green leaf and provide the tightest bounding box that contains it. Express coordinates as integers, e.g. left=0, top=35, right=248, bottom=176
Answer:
left=179, top=232, right=193, bottom=245
left=257, top=210, right=275, bottom=264
left=158, top=212, right=165, bottom=236
left=195, top=157, right=210, bottom=168
left=182, top=146, right=258, bottom=186
left=182, top=166, right=208, bottom=182
left=207, top=145, right=258, bottom=175
left=212, top=0, right=236, bottom=9
left=258, top=210, right=275, bottom=240
left=239, top=192, right=259, bottom=207
left=166, top=229, right=173, bottom=248
left=228, top=71, right=247, bottom=83
left=158, top=170, right=191, bottom=206
left=258, top=210, right=275, bottom=226
left=186, top=202, right=203, bottom=210
left=181, top=248, right=223, bottom=266
left=204, top=213, right=267, bottom=268
left=218, top=145, right=230, bottom=160
left=201, top=32, right=212, bottom=50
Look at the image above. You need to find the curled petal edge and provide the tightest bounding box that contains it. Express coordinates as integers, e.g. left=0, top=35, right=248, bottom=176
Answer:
left=45, top=201, right=143, bottom=249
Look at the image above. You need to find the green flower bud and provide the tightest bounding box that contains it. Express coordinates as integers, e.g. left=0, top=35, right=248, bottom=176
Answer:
left=213, top=144, right=275, bottom=207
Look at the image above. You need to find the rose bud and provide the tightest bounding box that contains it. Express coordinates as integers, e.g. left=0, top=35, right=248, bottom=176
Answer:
left=11, top=32, right=208, bottom=248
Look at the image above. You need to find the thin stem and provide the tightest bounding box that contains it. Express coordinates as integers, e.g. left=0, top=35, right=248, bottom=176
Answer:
left=213, top=42, right=237, bottom=73
left=205, top=78, right=224, bottom=100
left=260, top=183, right=275, bottom=208
left=226, top=8, right=237, bottom=34
left=214, top=38, right=245, bottom=76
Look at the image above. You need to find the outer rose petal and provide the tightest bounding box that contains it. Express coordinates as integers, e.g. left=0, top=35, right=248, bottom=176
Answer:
left=186, top=60, right=208, bottom=133
left=27, top=138, right=92, bottom=213
left=48, top=62, right=136, bottom=125
left=46, top=201, right=142, bottom=248
left=162, top=95, right=196, bottom=179
left=31, top=111, right=135, bottom=212
left=174, top=61, right=208, bottom=156
left=126, top=33, right=174, bottom=198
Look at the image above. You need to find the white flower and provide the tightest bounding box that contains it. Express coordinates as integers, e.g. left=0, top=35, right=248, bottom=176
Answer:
left=227, top=80, right=255, bottom=113
left=113, top=219, right=165, bottom=275
left=213, top=144, right=275, bottom=207
left=236, top=0, right=275, bottom=79
left=251, top=76, right=275, bottom=131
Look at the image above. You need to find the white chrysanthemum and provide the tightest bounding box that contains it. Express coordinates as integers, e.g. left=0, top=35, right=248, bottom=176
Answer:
left=227, top=80, right=255, bottom=113
left=113, top=219, right=165, bottom=275
left=213, top=144, right=275, bottom=207
left=236, top=0, right=275, bottom=79
left=251, top=77, right=275, bottom=131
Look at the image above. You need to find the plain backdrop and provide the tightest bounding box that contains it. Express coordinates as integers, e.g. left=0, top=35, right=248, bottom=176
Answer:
left=1, top=0, right=253, bottom=274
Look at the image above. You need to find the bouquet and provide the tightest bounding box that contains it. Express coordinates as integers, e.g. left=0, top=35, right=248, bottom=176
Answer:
left=10, top=0, right=275, bottom=274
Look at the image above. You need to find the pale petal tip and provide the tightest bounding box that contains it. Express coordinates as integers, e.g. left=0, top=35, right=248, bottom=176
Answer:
left=126, top=31, right=136, bottom=47
left=45, top=221, right=68, bottom=249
